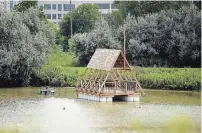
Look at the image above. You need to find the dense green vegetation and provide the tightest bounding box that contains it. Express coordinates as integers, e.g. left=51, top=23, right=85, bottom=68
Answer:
left=135, top=67, right=201, bottom=91
left=60, top=4, right=101, bottom=51
left=71, top=4, right=201, bottom=67
left=0, top=8, right=55, bottom=87
left=0, top=1, right=201, bottom=88
left=33, top=49, right=201, bottom=90
left=69, top=18, right=119, bottom=65
left=31, top=45, right=84, bottom=87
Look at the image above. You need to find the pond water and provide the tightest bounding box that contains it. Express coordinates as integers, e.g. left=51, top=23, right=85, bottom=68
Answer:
left=0, top=88, right=201, bottom=133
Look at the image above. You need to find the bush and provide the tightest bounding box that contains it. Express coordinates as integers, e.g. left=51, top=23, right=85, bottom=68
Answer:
left=32, top=66, right=85, bottom=87
left=31, top=45, right=82, bottom=87
left=120, top=4, right=201, bottom=67
left=70, top=18, right=120, bottom=66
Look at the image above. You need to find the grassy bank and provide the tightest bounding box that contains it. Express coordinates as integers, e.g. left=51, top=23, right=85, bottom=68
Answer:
left=34, top=66, right=201, bottom=91
left=32, top=45, right=201, bottom=90
left=135, top=67, right=201, bottom=91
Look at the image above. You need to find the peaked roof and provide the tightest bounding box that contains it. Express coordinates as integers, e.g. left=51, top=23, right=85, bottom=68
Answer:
left=87, top=48, right=131, bottom=71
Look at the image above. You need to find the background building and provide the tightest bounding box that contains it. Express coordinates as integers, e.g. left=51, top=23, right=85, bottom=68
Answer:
left=0, top=0, right=21, bottom=11
left=0, top=0, right=9, bottom=11
left=38, top=0, right=118, bottom=26
left=1, top=0, right=118, bottom=26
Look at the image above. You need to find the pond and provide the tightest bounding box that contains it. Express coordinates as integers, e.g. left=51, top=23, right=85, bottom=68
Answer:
left=0, top=87, right=201, bottom=133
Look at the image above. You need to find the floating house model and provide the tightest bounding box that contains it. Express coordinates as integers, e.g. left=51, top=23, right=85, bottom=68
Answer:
left=75, top=48, right=144, bottom=102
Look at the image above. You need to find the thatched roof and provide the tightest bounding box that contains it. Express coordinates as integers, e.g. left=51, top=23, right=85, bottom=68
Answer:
left=87, top=48, right=131, bottom=70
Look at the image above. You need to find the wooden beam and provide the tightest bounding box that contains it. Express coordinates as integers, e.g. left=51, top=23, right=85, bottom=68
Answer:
left=126, top=71, right=133, bottom=81
left=116, top=70, right=124, bottom=80
left=96, top=72, right=110, bottom=96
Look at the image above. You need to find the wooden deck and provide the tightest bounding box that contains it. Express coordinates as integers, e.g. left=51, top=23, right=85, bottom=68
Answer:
left=76, top=88, right=141, bottom=97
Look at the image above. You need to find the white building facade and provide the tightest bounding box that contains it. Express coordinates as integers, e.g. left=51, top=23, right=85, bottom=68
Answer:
left=0, top=0, right=9, bottom=11
left=38, top=0, right=118, bottom=26
left=0, top=0, right=21, bottom=11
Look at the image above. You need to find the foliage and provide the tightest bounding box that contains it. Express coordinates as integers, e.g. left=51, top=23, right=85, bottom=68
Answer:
left=70, top=18, right=120, bottom=65
left=33, top=66, right=84, bottom=87
left=14, top=1, right=37, bottom=12
left=135, top=67, right=201, bottom=91
left=115, top=1, right=192, bottom=23
left=33, top=65, right=200, bottom=91
left=31, top=45, right=80, bottom=87
left=0, top=8, right=55, bottom=86
left=46, top=44, right=78, bottom=67
left=14, top=1, right=46, bottom=21
left=60, top=4, right=101, bottom=51
left=105, top=10, right=123, bottom=29
left=47, top=21, right=64, bottom=46
left=120, top=4, right=201, bottom=67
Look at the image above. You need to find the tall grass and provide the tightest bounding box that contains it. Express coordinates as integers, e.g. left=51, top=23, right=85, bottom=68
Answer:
left=135, top=67, right=201, bottom=91
left=46, top=44, right=78, bottom=67
left=32, top=46, right=201, bottom=90
left=31, top=45, right=85, bottom=86
left=33, top=66, right=201, bottom=90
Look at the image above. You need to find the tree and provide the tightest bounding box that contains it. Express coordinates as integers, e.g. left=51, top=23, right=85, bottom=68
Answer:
left=14, top=1, right=46, bottom=20
left=60, top=4, right=101, bottom=51
left=105, top=10, right=123, bottom=28
left=113, top=1, right=192, bottom=27
left=14, top=1, right=37, bottom=12
left=0, top=8, right=55, bottom=86
left=120, top=4, right=201, bottom=67
left=70, top=18, right=120, bottom=65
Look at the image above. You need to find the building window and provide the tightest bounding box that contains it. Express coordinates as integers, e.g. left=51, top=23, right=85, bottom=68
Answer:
left=44, top=4, right=51, bottom=10
left=96, top=3, right=110, bottom=9
left=52, top=4, right=56, bottom=10
left=58, top=4, right=62, bottom=11
left=63, top=4, right=75, bottom=11
left=52, top=14, right=56, bottom=19
left=45, top=14, right=51, bottom=19
left=58, top=14, right=62, bottom=19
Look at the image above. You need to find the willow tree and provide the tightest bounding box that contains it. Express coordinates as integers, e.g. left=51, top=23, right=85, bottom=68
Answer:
left=0, top=8, right=55, bottom=86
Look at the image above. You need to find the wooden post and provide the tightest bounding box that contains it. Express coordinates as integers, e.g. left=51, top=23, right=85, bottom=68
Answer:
left=124, top=28, right=126, bottom=70
left=125, top=82, right=127, bottom=94
left=96, top=72, right=110, bottom=96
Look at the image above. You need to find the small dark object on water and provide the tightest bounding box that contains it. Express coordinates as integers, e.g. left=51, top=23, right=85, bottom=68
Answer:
left=40, top=86, right=56, bottom=95
left=63, top=107, right=65, bottom=110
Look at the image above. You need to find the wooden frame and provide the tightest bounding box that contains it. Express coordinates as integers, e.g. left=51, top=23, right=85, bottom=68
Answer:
left=75, top=49, right=145, bottom=97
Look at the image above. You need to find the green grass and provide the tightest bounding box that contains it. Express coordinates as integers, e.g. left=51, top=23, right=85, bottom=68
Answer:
left=32, top=45, right=85, bottom=86
left=33, top=45, right=201, bottom=90
left=46, top=44, right=78, bottom=67
left=34, top=66, right=201, bottom=90
left=134, top=67, right=201, bottom=91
